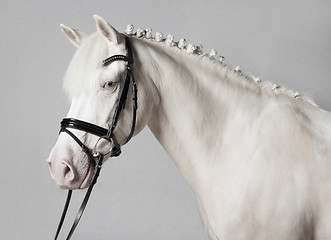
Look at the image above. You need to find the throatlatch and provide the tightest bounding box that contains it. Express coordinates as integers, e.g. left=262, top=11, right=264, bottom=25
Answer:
left=54, top=35, right=137, bottom=240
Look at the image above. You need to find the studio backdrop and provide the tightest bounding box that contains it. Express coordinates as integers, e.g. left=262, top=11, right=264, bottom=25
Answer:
left=1, top=0, right=330, bottom=239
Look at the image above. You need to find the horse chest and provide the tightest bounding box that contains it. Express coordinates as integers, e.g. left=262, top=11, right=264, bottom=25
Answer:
left=196, top=165, right=314, bottom=240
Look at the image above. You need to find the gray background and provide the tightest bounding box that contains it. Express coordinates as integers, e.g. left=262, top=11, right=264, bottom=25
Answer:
left=1, top=0, right=330, bottom=239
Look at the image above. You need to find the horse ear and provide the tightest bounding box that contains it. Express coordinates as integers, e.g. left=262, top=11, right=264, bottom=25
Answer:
left=93, top=15, right=124, bottom=45
left=60, top=24, right=88, bottom=48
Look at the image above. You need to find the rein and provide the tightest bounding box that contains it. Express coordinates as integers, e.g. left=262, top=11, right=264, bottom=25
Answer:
left=53, top=35, right=137, bottom=240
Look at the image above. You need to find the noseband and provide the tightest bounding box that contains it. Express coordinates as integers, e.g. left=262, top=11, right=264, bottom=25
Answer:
left=54, top=35, right=137, bottom=240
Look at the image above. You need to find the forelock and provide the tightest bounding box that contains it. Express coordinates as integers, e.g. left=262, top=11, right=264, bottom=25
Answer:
left=63, top=33, right=108, bottom=98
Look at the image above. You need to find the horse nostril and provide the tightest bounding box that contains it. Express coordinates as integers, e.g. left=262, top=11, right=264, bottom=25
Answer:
left=61, top=161, right=75, bottom=182
left=63, top=163, right=70, bottom=175
left=48, top=159, right=77, bottom=185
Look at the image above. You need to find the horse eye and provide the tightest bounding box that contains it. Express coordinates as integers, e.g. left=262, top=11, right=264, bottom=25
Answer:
left=103, top=81, right=115, bottom=89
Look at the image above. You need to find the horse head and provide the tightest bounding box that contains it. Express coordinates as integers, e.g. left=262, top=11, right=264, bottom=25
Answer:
left=47, top=15, right=155, bottom=189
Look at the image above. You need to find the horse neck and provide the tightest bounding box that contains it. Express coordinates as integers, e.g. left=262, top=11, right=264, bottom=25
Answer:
left=131, top=37, right=265, bottom=188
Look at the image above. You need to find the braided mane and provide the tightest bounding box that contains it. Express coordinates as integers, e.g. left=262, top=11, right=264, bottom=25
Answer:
left=124, top=24, right=317, bottom=107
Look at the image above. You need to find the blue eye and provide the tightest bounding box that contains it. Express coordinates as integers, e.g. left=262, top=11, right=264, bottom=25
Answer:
left=103, top=81, right=115, bottom=89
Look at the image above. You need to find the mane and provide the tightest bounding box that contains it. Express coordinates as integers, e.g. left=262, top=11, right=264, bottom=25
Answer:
left=124, top=25, right=317, bottom=107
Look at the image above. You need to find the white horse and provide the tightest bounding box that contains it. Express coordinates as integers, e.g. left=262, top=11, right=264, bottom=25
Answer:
left=47, top=15, right=331, bottom=240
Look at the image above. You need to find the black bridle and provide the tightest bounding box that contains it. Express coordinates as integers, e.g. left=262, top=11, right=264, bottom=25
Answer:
left=54, top=35, right=137, bottom=240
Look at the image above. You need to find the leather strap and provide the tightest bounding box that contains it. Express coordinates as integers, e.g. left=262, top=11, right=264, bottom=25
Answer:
left=54, top=190, right=72, bottom=240
left=60, top=128, right=96, bottom=167
left=61, top=118, right=108, bottom=137
left=54, top=154, right=104, bottom=240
